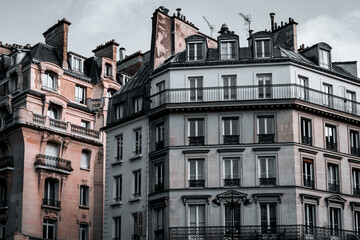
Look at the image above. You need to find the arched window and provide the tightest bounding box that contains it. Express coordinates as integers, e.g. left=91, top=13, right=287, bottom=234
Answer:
left=42, top=72, right=57, bottom=91
left=43, top=178, right=59, bottom=207
left=81, top=150, right=90, bottom=170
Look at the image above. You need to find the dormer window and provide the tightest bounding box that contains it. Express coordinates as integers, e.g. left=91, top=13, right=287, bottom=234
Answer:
left=105, top=64, right=112, bottom=77
left=42, top=72, right=57, bottom=91
left=220, top=41, right=236, bottom=60
left=72, top=56, right=83, bottom=72
left=255, top=39, right=271, bottom=58
left=188, top=42, right=203, bottom=61
left=319, top=49, right=330, bottom=69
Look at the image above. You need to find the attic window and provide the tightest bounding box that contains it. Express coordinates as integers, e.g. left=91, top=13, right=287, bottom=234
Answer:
left=105, top=64, right=112, bottom=77
left=319, top=49, right=330, bottom=69
left=72, top=56, right=83, bottom=72
left=255, top=39, right=271, bottom=58
left=188, top=42, right=203, bottom=61
left=220, top=41, right=236, bottom=60
left=42, top=72, right=57, bottom=91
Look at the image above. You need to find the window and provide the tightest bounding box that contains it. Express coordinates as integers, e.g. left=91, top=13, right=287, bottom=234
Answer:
left=43, top=219, right=57, bottom=240
left=75, top=85, right=86, bottom=104
left=355, top=211, right=360, bottom=234
left=328, top=164, right=339, bottom=193
left=301, top=118, right=312, bottom=145
left=134, top=97, right=143, bottom=113
left=115, top=104, right=124, bottom=120
left=132, top=212, right=142, bottom=238
left=81, top=150, right=90, bottom=170
left=319, top=49, right=330, bottom=69
left=116, top=135, right=123, bottom=161
left=80, top=185, right=89, bottom=207
left=43, top=72, right=57, bottom=90
left=105, top=63, right=112, bottom=77
left=221, top=41, right=236, bottom=60
left=0, top=221, right=5, bottom=240
left=188, top=42, right=203, bottom=61
left=223, top=75, right=236, bottom=100
left=43, top=179, right=59, bottom=207
left=325, top=124, right=337, bottom=151
left=258, top=74, right=271, bottom=98
left=134, top=129, right=142, bottom=155
left=72, top=56, right=83, bottom=72
left=81, top=120, right=90, bottom=129
left=260, top=203, right=276, bottom=232
left=157, top=81, right=165, bottom=105
left=350, top=130, right=359, bottom=156
left=329, top=207, right=341, bottom=235
left=353, top=168, right=360, bottom=196
left=303, top=159, right=314, bottom=188
left=346, top=91, right=356, bottom=114
left=155, top=163, right=164, bottom=192
left=223, top=158, right=240, bottom=186
left=133, top=170, right=141, bottom=197
left=189, top=205, right=205, bottom=227
left=155, top=123, right=165, bottom=150
left=114, top=175, right=122, bottom=202
left=79, top=224, right=88, bottom=240
left=0, top=181, right=6, bottom=208
left=47, top=105, right=60, bottom=120
left=298, top=76, right=308, bottom=100
left=114, top=217, right=121, bottom=240
left=225, top=204, right=240, bottom=230
left=45, top=142, right=59, bottom=168
left=155, top=207, right=165, bottom=240
left=188, top=118, right=205, bottom=146
left=222, top=117, right=239, bottom=144
left=304, top=204, right=316, bottom=234
left=257, top=116, right=275, bottom=143
left=188, top=159, right=205, bottom=187
left=189, top=77, right=203, bottom=102
left=255, top=39, right=271, bottom=58
left=258, top=157, right=276, bottom=186
left=323, top=83, right=333, bottom=107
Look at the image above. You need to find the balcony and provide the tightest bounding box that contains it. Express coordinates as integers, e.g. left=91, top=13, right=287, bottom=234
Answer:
left=189, top=136, right=204, bottom=146
left=351, top=147, right=360, bottom=157
left=353, top=187, right=360, bottom=196
left=326, top=141, right=338, bottom=151
left=155, top=229, right=165, bottom=240
left=42, top=198, right=61, bottom=208
left=224, top=178, right=240, bottom=187
left=258, top=134, right=275, bottom=144
left=304, top=179, right=315, bottom=189
left=0, top=156, right=14, bottom=171
left=189, top=179, right=205, bottom=188
left=155, top=140, right=164, bottom=151
left=301, top=136, right=312, bottom=146
left=259, top=178, right=276, bottom=186
left=71, top=124, right=100, bottom=139
left=328, top=183, right=340, bottom=193
left=34, top=154, right=73, bottom=174
left=155, top=183, right=164, bottom=192
left=223, top=135, right=239, bottom=145
left=49, top=118, right=67, bottom=130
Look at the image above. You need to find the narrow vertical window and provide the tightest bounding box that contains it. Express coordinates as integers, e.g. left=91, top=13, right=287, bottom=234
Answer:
left=80, top=185, right=89, bottom=207
left=114, top=175, right=122, bottom=202
left=258, top=74, right=272, bottom=98
left=155, top=123, right=165, bottom=150
left=325, top=124, right=337, bottom=151
left=323, top=83, right=333, bottom=107
left=304, top=204, right=316, bottom=235
left=155, top=163, right=164, bottom=192
left=223, top=158, right=240, bottom=186
left=188, top=118, right=205, bottom=146
left=116, top=135, right=123, bottom=161
left=75, top=85, right=86, bottom=104
left=188, top=159, right=205, bottom=187
left=319, top=49, right=330, bottom=69
left=81, top=150, right=90, bottom=170
left=257, top=116, right=275, bottom=143
left=350, top=130, right=359, bottom=156
left=133, top=170, right=141, bottom=197
left=134, top=129, right=142, bottom=155
left=329, top=207, right=341, bottom=235
left=328, top=164, right=339, bottom=193
left=353, top=168, right=360, bottom=196
left=157, top=81, right=165, bottom=105
left=221, top=41, right=236, bottom=60
left=189, top=78, right=203, bottom=102
left=79, top=224, right=88, bottom=240
left=43, top=219, right=57, bottom=240
left=301, top=118, right=312, bottom=145
left=255, top=39, right=271, bottom=58
left=346, top=91, right=356, bottom=114
left=114, top=217, right=121, bottom=240
left=222, top=117, right=239, bottom=144
left=258, top=157, right=276, bottom=186
left=223, top=75, right=236, bottom=100
left=298, top=76, right=308, bottom=100
left=303, top=159, right=314, bottom=188
left=260, top=203, right=276, bottom=232
left=188, top=42, right=203, bottom=61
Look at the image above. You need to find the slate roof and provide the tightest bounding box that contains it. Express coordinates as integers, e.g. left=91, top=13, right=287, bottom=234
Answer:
left=24, top=43, right=60, bottom=66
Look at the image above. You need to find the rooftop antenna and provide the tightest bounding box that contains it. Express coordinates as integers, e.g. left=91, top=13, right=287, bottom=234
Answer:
left=203, top=16, right=214, bottom=38
left=239, top=12, right=252, bottom=37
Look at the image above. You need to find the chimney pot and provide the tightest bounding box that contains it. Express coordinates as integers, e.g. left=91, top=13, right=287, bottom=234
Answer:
left=176, top=8, right=181, bottom=17
left=281, top=21, right=283, bottom=27
left=270, top=12, right=275, bottom=31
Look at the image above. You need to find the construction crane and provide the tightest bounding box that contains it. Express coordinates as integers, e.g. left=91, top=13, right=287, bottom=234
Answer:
left=203, top=16, right=214, bottom=38
left=239, top=12, right=252, bottom=37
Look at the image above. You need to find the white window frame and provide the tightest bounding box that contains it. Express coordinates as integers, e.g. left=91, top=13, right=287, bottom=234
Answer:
left=224, top=204, right=241, bottom=227
left=134, top=128, right=142, bottom=155
left=187, top=42, right=203, bottom=61
left=47, top=105, right=60, bottom=120
left=116, top=134, right=123, bottom=161
left=260, top=203, right=277, bottom=230
left=72, top=56, right=84, bottom=72
left=222, top=75, right=237, bottom=100
left=319, top=49, right=330, bottom=69
left=303, top=158, right=314, bottom=188
left=79, top=224, right=88, bottom=240
left=189, top=77, right=203, bottom=102
left=114, top=175, right=122, bottom=202
left=75, top=85, right=86, bottom=104
left=43, top=219, right=57, bottom=240
left=220, top=41, right=236, bottom=60
left=134, top=97, right=143, bottom=113
left=81, top=150, right=90, bottom=170
left=346, top=90, right=356, bottom=114
left=223, top=158, right=240, bottom=180
left=105, top=63, right=113, bottom=77
left=323, top=83, right=333, bottom=107
left=298, top=76, right=308, bottom=100
left=155, top=163, right=164, bottom=190
left=157, top=81, right=165, bottom=105
left=258, top=157, right=276, bottom=179
left=257, top=74, right=272, bottom=99
left=189, top=204, right=206, bottom=227
left=156, top=123, right=165, bottom=143
left=43, top=72, right=57, bottom=90
left=350, top=130, right=359, bottom=156
left=325, top=123, right=337, bottom=150
left=355, top=210, right=360, bottom=233
left=133, top=170, right=141, bottom=197
left=327, top=163, right=339, bottom=192
left=116, top=104, right=124, bottom=119
left=329, top=207, right=342, bottom=233
left=188, top=118, right=205, bottom=138
left=301, top=117, right=312, bottom=145
left=80, top=185, right=89, bottom=207
left=255, top=39, right=271, bottom=58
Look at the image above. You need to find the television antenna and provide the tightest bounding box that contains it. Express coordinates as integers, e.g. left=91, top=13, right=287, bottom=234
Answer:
left=239, top=12, right=252, bottom=37
left=203, top=16, right=214, bottom=38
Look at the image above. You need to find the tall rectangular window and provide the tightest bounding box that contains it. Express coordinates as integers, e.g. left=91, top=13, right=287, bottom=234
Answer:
left=80, top=185, right=89, bottom=207
left=298, top=76, right=308, bottom=100
left=79, top=224, right=88, bottom=240
left=115, top=104, right=124, bottom=120
left=45, top=142, right=59, bottom=167
left=72, top=56, right=83, bottom=72
left=353, top=168, right=360, bottom=196
left=133, top=170, right=141, bottom=197
left=350, top=130, right=359, bottom=156
left=43, top=72, right=56, bottom=90
left=223, top=158, right=240, bottom=186
left=329, top=207, right=341, bottom=234
left=47, top=105, right=60, bottom=120
left=346, top=90, right=356, bottom=114
left=133, top=212, right=142, bottom=238
left=222, top=117, right=239, bottom=144
left=355, top=211, right=360, bottom=234
left=260, top=203, right=276, bottom=232
left=105, top=63, right=112, bottom=77
left=155, top=207, right=165, bottom=231
left=155, top=163, right=164, bottom=192
left=116, top=135, right=123, bottom=161
left=114, top=217, right=121, bottom=240
left=114, top=175, right=122, bottom=202
left=189, top=77, right=203, bottom=101
left=157, top=81, right=165, bottom=105
left=303, top=159, right=314, bottom=188
left=255, top=39, right=271, bottom=58
left=258, top=74, right=272, bottom=99
left=43, top=219, right=57, bottom=240
left=75, top=85, right=86, bottom=104
left=323, top=83, right=333, bottom=107
left=189, top=205, right=205, bottom=227
left=188, top=118, right=205, bottom=146
left=189, top=159, right=205, bottom=187
left=134, top=129, right=142, bottom=155
left=301, top=118, right=312, bottom=145
left=80, top=151, right=90, bottom=170
left=155, top=123, right=165, bottom=150
left=134, top=97, right=143, bottom=113
left=328, top=164, right=339, bottom=193
left=221, top=41, right=236, bottom=60
left=304, top=204, right=316, bottom=234
left=44, top=179, right=59, bottom=207
left=223, top=75, right=236, bottom=100
left=325, top=124, right=337, bottom=151
left=225, top=204, right=240, bottom=228
left=319, top=49, right=330, bottom=69
left=258, top=157, right=276, bottom=186
left=257, top=116, right=275, bottom=143
left=188, top=42, right=203, bottom=61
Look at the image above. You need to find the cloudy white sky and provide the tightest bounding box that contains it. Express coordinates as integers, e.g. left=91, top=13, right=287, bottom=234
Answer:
left=1, top=0, right=360, bottom=73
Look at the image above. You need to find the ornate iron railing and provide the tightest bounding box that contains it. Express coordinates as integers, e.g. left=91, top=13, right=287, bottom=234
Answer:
left=223, top=135, right=239, bottom=145
left=34, top=154, right=73, bottom=172
left=189, top=180, right=205, bottom=188
left=258, top=134, right=275, bottom=144
left=326, top=141, right=338, bottom=151
left=303, top=179, right=314, bottom=189
left=259, top=178, right=276, bottom=186
left=328, top=183, right=340, bottom=193
left=354, top=187, right=360, bottom=196
left=49, top=118, right=67, bottom=130
left=189, top=136, right=205, bottom=146
left=71, top=124, right=100, bottom=139
left=301, top=136, right=312, bottom=146
left=33, top=114, right=45, bottom=125
left=351, top=147, right=360, bottom=157
left=224, top=178, right=241, bottom=187
left=156, top=140, right=165, bottom=151
left=0, top=156, right=14, bottom=169
left=155, top=183, right=164, bottom=192
left=155, top=229, right=165, bottom=240
left=42, top=198, right=61, bottom=208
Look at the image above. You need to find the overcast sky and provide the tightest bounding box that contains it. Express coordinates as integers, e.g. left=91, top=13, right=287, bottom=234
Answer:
left=1, top=0, right=360, bottom=73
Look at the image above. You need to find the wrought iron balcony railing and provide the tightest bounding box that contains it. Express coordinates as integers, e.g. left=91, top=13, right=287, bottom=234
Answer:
left=223, top=135, right=239, bottom=145
left=0, top=156, right=14, bottom=169
left=328, top=183, right=340, bottom=193
left=258, top=134, right=275, bottom=144
left=154, top=229, right=165, bottom=240
left=155, top=140, right=164, bottom=151
left=304, top=178, right=315, bottom=188
left=189, top=136, right=205, bottom=146
left=326, top=141, right=338, bottom=151
left=155, top=183, right=164, bottom=192
left=224, top=178, right=241, bottom=187
left=259, top=178, right=276, bottom=186
left=301, top=136, right=312, bottom=146
left=189, top=179, right=205, bottom=188
left=42, top=198, right=61, bottom=208
left=34, top=154, right=73, bottom=172
left=351, top=147, right=360, bottom=157
left=353, top=187, right=360, bottom=196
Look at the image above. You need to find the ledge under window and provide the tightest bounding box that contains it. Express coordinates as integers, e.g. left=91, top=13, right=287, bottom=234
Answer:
left=129, top=154, right=142, bottom=161
left=129, top=196, right=141, bottom=203
left=111, top=201, right=123, bottom=207
left=79, top=205, right=89, bottom=209
left=111, top=160, right=123, bottom=166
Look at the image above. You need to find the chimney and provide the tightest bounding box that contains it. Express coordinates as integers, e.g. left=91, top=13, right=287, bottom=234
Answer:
left=176, top=8, right=181, bottom=17
left=92, top=39, right=119, bottom=61
left=270, top=13, right=275, bottom=32
left=119, top=47, right=125, bottom=61
left=43, top=18, right=71, bottom=69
